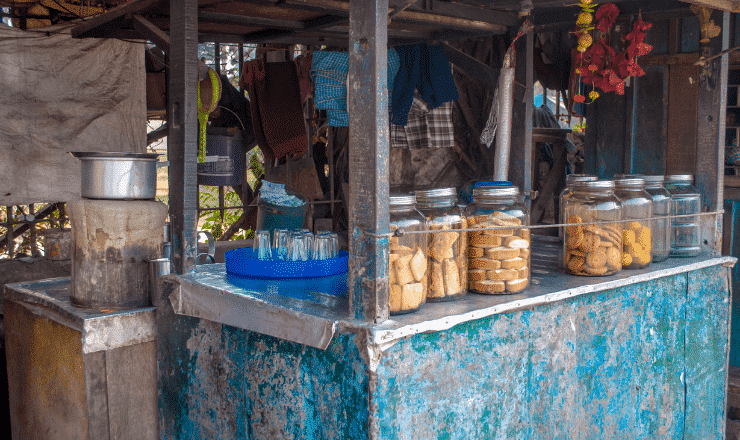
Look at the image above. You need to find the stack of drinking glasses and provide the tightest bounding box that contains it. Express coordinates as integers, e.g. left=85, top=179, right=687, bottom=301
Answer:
left=253, top=229, right=339, bottom=261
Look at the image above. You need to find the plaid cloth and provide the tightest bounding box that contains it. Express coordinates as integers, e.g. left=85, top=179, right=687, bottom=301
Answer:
left=391, top=91, right=454, bottom=148
left=311, top=48, right=400, bottom=127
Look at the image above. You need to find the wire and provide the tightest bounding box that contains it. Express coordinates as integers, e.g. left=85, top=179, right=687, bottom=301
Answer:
left=359, top=210, right=725, bottom=238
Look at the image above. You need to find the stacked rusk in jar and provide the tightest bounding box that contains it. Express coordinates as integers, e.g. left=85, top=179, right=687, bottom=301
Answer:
left=388, top=194, right=429, bottom=314
left=465, top=184, right=530, bottom=294
left=416, top=188, right=468, bottom=301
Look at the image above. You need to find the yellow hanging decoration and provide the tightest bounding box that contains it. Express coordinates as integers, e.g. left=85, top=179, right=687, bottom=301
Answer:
left=197, top=68, right=222, bottom=163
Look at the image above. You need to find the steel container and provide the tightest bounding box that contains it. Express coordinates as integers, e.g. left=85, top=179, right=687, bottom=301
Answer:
left=71, top=152, right=159, bottom=200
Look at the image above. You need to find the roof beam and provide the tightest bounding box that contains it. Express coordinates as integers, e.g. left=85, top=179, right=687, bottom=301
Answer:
left=71, top=0, right=164, bottom=39
left=132, top=14, right=170, bottom=52
left=284, top=0, right=507, bottom=34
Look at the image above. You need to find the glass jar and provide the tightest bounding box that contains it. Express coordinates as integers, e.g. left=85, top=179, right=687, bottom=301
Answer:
left=665, top=174, right=702, bottom=257
left=465, top=184, right=530, bottom=294
left=389, top=194, right=429, bottom=314
left=559, top=174, right=597, bottom=239
left=560, top=180, right=622, bottom=276
left=614, top=177, right=653, bottom=269
left=643, top=175, right=671, bottom=262
left=415, top=188, right=468, bottom=301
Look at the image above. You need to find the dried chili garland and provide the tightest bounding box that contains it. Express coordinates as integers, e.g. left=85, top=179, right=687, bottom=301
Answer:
left=572, top=1, right=653, bottom=103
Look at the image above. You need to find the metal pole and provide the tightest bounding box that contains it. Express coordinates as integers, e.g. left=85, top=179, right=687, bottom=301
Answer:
left=6, top=206, right=13, bottom=258
left=168, top=0, right=199, bottom=274
left=348, top=0, right=390, bottom=322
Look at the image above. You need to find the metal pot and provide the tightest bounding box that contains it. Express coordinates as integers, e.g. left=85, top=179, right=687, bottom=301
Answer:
left=70, top=152, right=159, bottom=200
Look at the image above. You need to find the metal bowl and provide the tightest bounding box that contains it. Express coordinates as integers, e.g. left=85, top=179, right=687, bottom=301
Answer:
left=70, top=152, right=159, bottom=200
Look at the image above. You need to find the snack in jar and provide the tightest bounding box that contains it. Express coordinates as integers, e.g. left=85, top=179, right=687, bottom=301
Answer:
left=560, top=179, right=622, bottom=276
left=465, top=183, right=529, bottom=294
left=559, top=174, right=597, bottom=240
left=415, top=188, right=467, bottom=301
left=614, top=176, right=653, bottom=269
left=389, top=194, right=428, bottom=314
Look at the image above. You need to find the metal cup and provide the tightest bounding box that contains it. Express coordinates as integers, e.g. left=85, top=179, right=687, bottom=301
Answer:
left=253, top=230, right=273, bottom=260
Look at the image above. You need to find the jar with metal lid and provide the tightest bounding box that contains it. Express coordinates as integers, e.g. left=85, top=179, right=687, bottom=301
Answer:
left=665, top=174, right=701, bottom=257
left=559, top=174, right=597, bottom=239
left=415, top=188, right=468, bottom=301
left=389, top=194, right=428, bottom=314
left=561, top=180, right=622, bottom=276
left=465, top=184, right=530, bottom=294
left=643, top=175, right=671, bottom=262
left=614, top=177, right=653, bottom=269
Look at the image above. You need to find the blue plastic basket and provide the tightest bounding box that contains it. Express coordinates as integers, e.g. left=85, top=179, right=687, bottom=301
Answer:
left=225, top=248, right=349, bottom=279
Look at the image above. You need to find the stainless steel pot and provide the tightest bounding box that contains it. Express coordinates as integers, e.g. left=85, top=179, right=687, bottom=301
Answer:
left=70, top=152, right=159, bottom=200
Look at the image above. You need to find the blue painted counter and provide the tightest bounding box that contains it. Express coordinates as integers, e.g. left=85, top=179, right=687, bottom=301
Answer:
left=158, top=256, right=735, bottom=439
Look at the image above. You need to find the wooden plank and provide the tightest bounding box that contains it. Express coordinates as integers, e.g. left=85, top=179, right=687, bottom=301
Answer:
left=631, top=66, right=667, bottom=174
left=348, top=0, right=390, bottom=322
left=406, top=0, right=518, bottom=28
left=167, top=0, right=199, bottom=274
left=70, top=0, right=164, bottom=39
left=83, top=351, right=110, bottom=440
left=284, top=0, right=505, bottom=34
left=509, top=26, right=534, bottom=194
left=105, top=342, right=158, bottom=439
left=132, top=15, right=170, bottom=53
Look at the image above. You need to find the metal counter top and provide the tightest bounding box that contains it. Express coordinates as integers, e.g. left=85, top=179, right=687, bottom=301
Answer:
left=165, top=255, right=736, bottom=350
left=3, top=277, right=157, bottom=354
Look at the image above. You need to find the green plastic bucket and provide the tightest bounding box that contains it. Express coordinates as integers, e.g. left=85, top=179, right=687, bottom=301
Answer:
left=255, top=194, right=308, bottom=236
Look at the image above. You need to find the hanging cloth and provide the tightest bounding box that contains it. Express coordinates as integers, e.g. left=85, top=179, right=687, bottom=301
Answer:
left=390, top=44, right=459, bottom=126
left=390, top=91, right=454, bottom=149
left=241, top=59, right=308, bottom=161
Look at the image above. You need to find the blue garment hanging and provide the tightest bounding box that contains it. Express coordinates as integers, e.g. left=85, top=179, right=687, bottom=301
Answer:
left=391, top=44, right=459, bottom=126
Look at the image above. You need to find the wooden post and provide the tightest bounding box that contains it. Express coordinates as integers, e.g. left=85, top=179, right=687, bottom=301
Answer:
left=348, top=0, right=390, bottom=322
left=509, top=25, right=534, bottom=199
left=167, top=0, right=199, bottom=274
left=695, top=10, right=729, bottom=255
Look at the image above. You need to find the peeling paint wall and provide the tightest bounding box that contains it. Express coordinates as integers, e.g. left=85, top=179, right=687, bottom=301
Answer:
left=158, top=267, right=730, bottom=439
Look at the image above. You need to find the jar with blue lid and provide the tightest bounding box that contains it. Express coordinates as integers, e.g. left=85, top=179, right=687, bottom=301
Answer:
left=415, top=188, right=468, bottom=301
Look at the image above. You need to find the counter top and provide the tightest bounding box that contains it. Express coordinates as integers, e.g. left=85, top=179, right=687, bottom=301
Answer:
left=3, top=277, right=157, bottom=354
left=165, top=255, right=737, bottom=350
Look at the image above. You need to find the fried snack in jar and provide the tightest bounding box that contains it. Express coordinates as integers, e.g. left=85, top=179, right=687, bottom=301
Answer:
left=416, top=188, right=467, bottom=301
left=561, top=180, right=622, bottom=276
left=389, top=194, right=428, bottom=314
left=614, top=177, right=653, bottom=269
left=465, top=183, right=529, bottom=294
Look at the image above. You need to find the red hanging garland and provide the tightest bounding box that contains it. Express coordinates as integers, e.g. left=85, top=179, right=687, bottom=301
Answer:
left=572, top=1, right=653, bottom=103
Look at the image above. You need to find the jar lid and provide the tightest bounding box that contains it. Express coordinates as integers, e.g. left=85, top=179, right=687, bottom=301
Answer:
left=389, top=194, right=416, bottom=206
left=613, top=173, right=644, bottom=179
left=614, top=177, right=645, bottom=188
left=665, top=174, right=694, bottom=183
left=566, top=174, right=597, bottom=184
left=415, top=187, right=457, bottom=199
left=472, top=185, right=520, bottom=197
left=643, top=174, right=665, bottom=183
left=473, top=181, right=512, bottom=188
left=573, top=179, right=615, bottom=189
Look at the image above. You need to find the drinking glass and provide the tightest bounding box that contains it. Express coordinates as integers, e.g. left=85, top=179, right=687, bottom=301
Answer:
left=288, top=232, right=308, bottom=261
left=253, top=230, right=272, bottom=260
left=273, top=229, right=289, bottom=261
left=312, top=235, right=331, bottom=260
